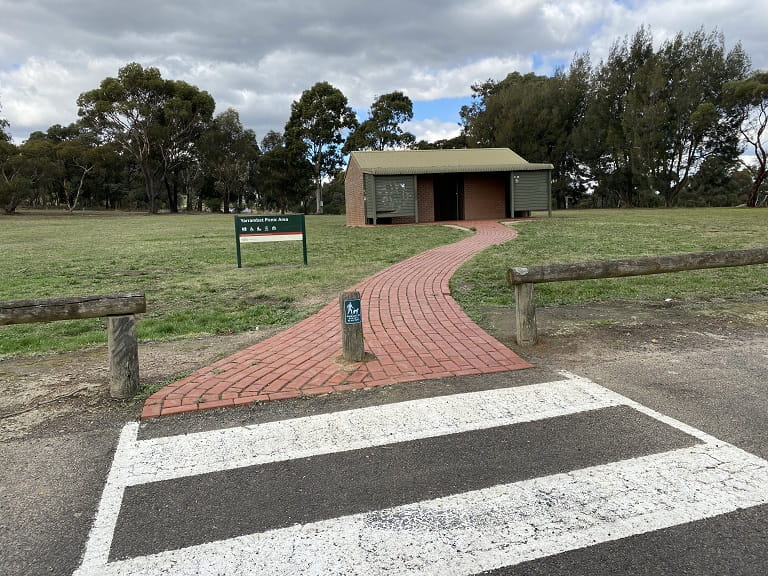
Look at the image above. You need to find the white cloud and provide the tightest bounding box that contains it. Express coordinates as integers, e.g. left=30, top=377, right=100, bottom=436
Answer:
left=406, top=118, right=462, bottom=143
left=1, top=0, right=767, bottom=143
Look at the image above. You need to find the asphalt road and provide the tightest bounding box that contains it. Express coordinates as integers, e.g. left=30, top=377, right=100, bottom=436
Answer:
left=3, top=331, right=768, bottom=575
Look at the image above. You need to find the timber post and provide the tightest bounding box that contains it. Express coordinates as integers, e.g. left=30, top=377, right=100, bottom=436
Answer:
left=339, top=290, right=365, bottom=362
left=514, top=283, right=537, bottom=346
left=108, top=314, right=140, bottom=398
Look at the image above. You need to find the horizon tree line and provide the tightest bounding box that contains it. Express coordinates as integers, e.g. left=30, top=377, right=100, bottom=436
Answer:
left=2, top=26, right=767, bottom=215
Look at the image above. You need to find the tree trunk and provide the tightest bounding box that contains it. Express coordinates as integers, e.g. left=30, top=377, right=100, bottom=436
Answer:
left=746, top=170, right=766, bottom=207
left=164, top=173, right=179, bottom=213
left=142, top=163, right=157, bottom=214
left=315, top=152, right=323, bottom=214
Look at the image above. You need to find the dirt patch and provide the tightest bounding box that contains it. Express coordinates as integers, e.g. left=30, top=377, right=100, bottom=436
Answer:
left=1, top=296, right=766, bottom=442
left=0, top=329, right=275, bottom=442
left=483, top=295, right=768, bottom=366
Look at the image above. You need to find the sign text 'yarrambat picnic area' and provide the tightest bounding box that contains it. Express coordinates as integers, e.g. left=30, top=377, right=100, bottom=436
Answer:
left=235, top=215, right=308, bottom=267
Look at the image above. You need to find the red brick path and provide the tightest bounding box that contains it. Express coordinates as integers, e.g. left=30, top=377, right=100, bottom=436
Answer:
left=142, top=221, right=532, bottom=418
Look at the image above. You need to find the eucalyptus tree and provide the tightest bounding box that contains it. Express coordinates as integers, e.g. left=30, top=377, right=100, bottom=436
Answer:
left=460, top=56, right=592, bottom=207
left=257, top=130, right=313, bottom=213
left=0, top=100, right=9, bottom=142
left=0, top=137, right=60, bottom=213
left=625, top=28, right=749, bottom=207
left=285, top=81, right=358, bottom=213
left=77, top=62, right=214, bottom=213
left=577, top=27, right=655, bottom=207
left=199, top=108, right=260, bottom=213
left=723, top=71, right=768, bottom=206
left=1, top=139, right=26, bottom=213
left=345, top=91, right=415, bottom=151
left=155, top=79, right=215, bottom=212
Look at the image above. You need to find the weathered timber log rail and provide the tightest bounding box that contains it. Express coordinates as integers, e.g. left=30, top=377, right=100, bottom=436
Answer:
left=0, top=293, right=146, bottom=398
left=507, top=248, right=768, bottom=346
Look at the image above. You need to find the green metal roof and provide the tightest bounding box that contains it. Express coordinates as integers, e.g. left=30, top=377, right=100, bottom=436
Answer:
left=350, top=148, right=553, bottom=175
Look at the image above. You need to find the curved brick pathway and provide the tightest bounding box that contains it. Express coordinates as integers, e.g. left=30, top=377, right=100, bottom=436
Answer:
left=142, top=221, right=532, bottom=418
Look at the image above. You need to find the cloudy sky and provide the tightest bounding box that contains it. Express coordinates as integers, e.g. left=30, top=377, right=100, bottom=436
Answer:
left=1, top=0, right=767, bottom=144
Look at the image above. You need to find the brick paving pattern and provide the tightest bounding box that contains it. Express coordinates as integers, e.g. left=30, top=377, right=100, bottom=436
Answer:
left=142, top=221, right=533, bottom=418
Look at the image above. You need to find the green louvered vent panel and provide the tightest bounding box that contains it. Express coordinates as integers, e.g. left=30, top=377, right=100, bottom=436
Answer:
left=364, top=174, right=376, bottom=218
left=514, top=171, right=550, bottom=211
left=371, top=175, right=416, bottom=218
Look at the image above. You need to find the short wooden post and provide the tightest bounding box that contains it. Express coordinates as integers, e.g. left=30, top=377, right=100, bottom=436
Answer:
left=108, top=314, right=140, bottom=398
left=340, top=290, right=365, bottom=362
left=515, top=283, right=537, bottom=346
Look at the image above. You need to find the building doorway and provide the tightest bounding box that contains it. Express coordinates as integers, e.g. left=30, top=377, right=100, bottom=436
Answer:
left=433, top=173, right=464, bottom=221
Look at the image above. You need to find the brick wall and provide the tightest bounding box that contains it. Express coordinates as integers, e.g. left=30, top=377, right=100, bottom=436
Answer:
left=464, top=173, right=506, bottom=220
left=344, top=158, right=365, bottom=226
left=417, top=175, right=435, bottom=222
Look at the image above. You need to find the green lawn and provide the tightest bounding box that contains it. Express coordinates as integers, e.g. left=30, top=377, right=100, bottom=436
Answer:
left=0, top=212, right=465, bottom=357
left=452, top=208, right=768, bottom=323
left=2, top=208, right=766, bottom=358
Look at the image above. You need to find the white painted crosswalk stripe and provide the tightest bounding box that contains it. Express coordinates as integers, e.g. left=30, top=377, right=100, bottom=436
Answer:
left=125, top=375, right=622, bottom=485
left=73, top=372, right=768, bottom=575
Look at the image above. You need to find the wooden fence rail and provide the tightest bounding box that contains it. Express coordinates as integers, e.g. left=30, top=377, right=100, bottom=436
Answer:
left=0, top=293, right=146, bottom=398
left=507, top=248, right=768, bottom=346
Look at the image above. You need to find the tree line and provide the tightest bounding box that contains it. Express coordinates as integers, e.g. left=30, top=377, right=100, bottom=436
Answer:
left=2, top=26, right=767, bottom=215
left=0, top=64, right=418, bottom=215
left=461, top=27, right=768, bottom=208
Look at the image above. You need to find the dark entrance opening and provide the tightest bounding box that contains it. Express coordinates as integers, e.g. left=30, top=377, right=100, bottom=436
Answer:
left=433, top=173, right=464, bottom=221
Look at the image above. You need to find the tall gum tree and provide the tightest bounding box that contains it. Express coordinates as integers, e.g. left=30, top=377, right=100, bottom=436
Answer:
left=625, top=29, right=749, bottom=207
left=345, top=91, right=415, bottom=152
left=77, top=63, right=214, bottom=213
left=459, top=55, right=592, bottom=207
left=723, top=71, right=768, bottom=206
left=199, top=108, right=260, bottom=213
left=285, top=82, right=357, bottom=214
left=0, top=101, right=9, bottom=143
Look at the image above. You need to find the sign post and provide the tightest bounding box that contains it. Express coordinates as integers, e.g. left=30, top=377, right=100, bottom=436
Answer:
left=235, top=214, right=307, bottom=267
left=340, top=290, right=364, bottom=362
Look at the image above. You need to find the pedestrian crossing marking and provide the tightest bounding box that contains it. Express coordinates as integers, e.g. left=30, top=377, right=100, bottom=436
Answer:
left=73, top=372, right=768, bottom=575
left=126, top=375, right=622, bottom=485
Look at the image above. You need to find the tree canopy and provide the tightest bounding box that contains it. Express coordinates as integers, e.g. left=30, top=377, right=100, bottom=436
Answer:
left=723, top=71, right=768, bottom=206
left=257, top=130, right=313, bottom=213
left=77, top=62, right=214, bottom=213
left=0, top=100, right=10, bottom=143
left=345, top=91, right=416, bottom=152
left=461, top=27, right=755, bottom=208
left=284, top=81, right=358, bottom=213
left=198, top=108, right=260, bottom=213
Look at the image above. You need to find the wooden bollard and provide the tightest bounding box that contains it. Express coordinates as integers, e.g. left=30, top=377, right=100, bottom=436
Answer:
left=340, top=291, right=364, bottom=362
left=515, top=283, right=537, bottom=346
left=108, top=314, right=140, bottom=398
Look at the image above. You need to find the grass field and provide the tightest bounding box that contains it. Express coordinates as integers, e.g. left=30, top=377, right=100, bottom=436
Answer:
left=1, top=208, right=766, bottom=358
left=452, top=208, right=768, bottom=323
left=0, top=213, right=464, bottom=357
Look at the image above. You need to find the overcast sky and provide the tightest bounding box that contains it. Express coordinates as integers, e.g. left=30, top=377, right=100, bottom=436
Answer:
left=1, top=0, right=767, bottom=144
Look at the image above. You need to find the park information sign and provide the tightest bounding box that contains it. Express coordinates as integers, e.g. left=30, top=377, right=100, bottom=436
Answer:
left=235, top=215, right=308, bottom=267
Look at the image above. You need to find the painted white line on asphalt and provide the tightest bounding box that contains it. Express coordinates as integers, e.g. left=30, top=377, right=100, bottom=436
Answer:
left=78, top=442, right=768, bottom=576
left=124, top=377, right=621, bottom=485
left=73, top=373, right=768, bottom=575
left=75, top=422, right=139, bottom=573
left=556, top=370, right=721, bottom=444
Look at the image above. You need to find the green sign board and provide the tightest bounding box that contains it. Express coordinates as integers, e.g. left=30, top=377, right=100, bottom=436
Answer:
left=235, top=215, right=307, bottom=267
